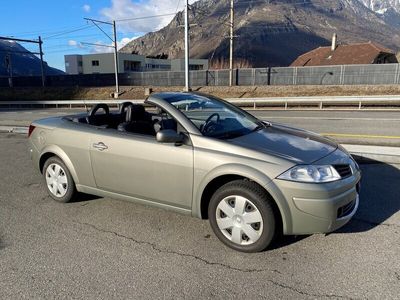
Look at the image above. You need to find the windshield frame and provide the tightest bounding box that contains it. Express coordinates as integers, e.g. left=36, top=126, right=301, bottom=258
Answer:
left=150, top=92, right=266, bottom=140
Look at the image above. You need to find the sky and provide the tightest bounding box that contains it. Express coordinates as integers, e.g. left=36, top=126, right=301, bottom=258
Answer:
left=0, top=0, right=192, bottom=71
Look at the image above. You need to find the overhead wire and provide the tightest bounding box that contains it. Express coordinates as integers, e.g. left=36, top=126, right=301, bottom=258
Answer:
left=116, top=12, right=178, bottom=23
left=43, top=25, right=95, bottom=40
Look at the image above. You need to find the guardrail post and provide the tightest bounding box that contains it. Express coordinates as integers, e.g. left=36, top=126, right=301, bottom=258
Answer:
left=284, top=102, right=288, bottom=110
left=253, top=101, right=256, bottom=109
left=359, top=101, right=362, bottom=110
left=319, top=102, right=323, bottom=109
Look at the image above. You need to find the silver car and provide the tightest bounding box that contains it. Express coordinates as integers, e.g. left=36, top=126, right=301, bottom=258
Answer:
left=28, top=92, right=361, bottom=252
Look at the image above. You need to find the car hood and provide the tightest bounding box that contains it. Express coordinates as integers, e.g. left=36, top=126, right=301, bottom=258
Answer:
left=229, top=123, right=338, bottom=164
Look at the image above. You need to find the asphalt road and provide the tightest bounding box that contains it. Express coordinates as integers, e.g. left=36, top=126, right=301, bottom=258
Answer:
left=0, top=133, right=399, bottom=299
left=1, top=108, right=400, bottom=146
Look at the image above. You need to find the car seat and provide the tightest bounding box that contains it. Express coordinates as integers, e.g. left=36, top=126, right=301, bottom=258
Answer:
left=118, top=105, right=155, bottom=135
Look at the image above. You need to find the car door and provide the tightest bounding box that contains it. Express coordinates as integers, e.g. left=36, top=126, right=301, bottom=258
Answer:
left=89, top=129, right=194, bottom=210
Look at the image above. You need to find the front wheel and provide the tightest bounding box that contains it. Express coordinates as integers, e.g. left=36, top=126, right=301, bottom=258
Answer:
left=43, top=157, right=77, bottom=203
left=208, top=180, right=276, bottom=253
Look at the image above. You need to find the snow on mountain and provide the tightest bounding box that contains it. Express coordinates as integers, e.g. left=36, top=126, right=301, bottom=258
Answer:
left=358, top=0, right=400, bottom=14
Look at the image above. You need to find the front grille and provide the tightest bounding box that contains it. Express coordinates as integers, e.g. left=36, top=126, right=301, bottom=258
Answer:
left=337, top=199, right=356, bottom=218
left=333, top=164, right=352, bottom=178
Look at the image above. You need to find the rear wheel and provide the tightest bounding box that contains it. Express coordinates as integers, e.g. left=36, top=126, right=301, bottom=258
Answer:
left=43, top=157, right=76, bottom=203
left=208, top=180, right=276, bottom=253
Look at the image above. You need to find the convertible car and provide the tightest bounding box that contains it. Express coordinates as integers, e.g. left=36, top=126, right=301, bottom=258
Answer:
left=28, top=92, right=361, bottom=252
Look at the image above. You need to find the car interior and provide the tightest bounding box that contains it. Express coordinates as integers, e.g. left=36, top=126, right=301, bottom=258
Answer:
left=70, top=102, right=179, bottom=136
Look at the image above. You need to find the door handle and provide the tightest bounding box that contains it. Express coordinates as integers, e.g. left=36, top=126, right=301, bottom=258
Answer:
left=93, top=142, right=108, bottom=151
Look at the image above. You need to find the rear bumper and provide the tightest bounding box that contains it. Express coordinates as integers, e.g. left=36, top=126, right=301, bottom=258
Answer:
left=28, top=138, right=40, bottom=171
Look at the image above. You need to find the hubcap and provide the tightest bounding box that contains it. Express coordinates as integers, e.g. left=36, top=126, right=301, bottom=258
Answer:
left=45, top=163, right=68, bottom=198
left=216, top=195, right=263, bottom=246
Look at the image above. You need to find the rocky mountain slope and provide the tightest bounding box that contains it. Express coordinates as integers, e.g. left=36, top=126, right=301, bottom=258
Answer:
left=0, top=40, right=63, bottom=77
left=359, top=0, right=400, bottom=27
left=359, top=0, right=400, bottom=13
left=121, top=0, right=400, bottom=67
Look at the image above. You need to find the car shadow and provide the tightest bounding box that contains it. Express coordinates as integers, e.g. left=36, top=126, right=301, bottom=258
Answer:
left=70, top=192, right=102, bottom=204
left=0, top=235, right=6, bottom=251
left=335, top=156, right=400, bottom=233
left=269, top=234, right=310, bottom=250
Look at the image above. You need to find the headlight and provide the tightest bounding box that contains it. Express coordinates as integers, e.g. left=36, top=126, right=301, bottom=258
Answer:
left=277, top=165, right=341, bottom=183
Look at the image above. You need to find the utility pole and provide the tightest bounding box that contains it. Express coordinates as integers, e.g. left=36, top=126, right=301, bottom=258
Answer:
left=84, top=18, right=119, bottom=98
left=184, top=0, right=190, bottom=92
left=0, top=36, right=45, bottom=87
left=112, top=21, right=120, bottom=97
left=38, top=36, right=45, bottom=87
left=229, top=0, right=234, bottom=87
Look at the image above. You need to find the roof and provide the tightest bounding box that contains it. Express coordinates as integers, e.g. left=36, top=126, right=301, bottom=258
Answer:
left=290, top=42, right=395, bottom=67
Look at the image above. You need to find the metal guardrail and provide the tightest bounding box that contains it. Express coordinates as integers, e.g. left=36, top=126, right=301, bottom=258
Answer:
left=226, top=95, right=400, bottom=109
left=1, top=95, right=400, bottom=110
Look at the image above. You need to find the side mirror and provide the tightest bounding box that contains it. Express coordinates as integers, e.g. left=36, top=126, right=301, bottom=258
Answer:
left=156, top=129, right=184, bottom=144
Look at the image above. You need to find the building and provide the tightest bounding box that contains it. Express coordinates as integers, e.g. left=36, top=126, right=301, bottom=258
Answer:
left=64, top=53, right=208, bottom=75
left=290, top=34, right=398, bottom=67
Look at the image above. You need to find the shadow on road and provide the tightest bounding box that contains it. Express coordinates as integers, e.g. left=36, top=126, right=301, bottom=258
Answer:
left=0, top=235, right=6, bottom=250
left=336, top=157, right=400, bottom=233
left=269, top=234, right=310, bottom=250
left=71, top=192, right=102, bottom=204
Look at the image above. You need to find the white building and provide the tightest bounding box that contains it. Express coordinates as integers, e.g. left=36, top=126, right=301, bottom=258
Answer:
left=64, top=53, right=208, bottom=75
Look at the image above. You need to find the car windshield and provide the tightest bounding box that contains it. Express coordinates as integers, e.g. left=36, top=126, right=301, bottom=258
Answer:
left=162, top=93, right=265, bottom=139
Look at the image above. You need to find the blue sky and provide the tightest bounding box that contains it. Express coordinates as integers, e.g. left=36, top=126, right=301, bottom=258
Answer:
left=0, top=0, right=188, bottom=71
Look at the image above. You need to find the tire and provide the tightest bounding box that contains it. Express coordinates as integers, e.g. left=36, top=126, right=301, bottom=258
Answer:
left=43, top=156, right=77, bottom=203
left=208, top=180, right=276, bottom=253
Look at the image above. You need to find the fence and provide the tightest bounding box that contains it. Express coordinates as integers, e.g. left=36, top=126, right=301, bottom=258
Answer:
left=1, top=63, right=400, bottom=87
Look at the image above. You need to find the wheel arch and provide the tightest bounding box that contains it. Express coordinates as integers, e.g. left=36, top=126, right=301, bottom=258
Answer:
left=195, top=164, right=290, bottom=233
left=39, top=145, right=79, bottom=184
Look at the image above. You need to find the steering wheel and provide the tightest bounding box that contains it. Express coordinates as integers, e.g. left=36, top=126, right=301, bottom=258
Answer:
left=202, top=113, right=220, bottom=134
left=86, top=104, right=110, bottom=124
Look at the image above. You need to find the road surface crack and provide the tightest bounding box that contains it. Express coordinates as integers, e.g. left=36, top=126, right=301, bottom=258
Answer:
left=78, top=221, right=355, bottom=299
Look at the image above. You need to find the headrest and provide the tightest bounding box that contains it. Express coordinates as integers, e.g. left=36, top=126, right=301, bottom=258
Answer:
left=125, top=104, right=147, bottom=122
left=119, top=102, right=133, bottom=114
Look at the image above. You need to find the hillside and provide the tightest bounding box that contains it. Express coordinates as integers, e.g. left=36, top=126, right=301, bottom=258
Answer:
left=0, top=40, right=63, bottom=77
left=121, top=0, right=400, bottom=67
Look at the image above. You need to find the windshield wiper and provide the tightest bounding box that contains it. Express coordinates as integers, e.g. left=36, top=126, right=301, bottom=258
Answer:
left=263, top=121, right=272, bottom=127
left=252, top=121, right=270, bottom=132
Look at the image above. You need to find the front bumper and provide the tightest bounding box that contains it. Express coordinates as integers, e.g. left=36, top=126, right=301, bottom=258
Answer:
left=271, top=171, right=361, bottom=235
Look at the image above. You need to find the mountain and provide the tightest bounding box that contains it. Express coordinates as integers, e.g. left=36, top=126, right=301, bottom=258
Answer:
left=359, top=0, right=400, bottom=14
left=359, top=0, right=400, bottom=27
left=121, top=0, right=400, bottom=67
left=0, top=40, right=63, bottom=77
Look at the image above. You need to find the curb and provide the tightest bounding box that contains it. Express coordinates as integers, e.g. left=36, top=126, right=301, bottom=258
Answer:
left=342, top=144, right=400, bottom=164
left=1, top=125, right=399, bottom=164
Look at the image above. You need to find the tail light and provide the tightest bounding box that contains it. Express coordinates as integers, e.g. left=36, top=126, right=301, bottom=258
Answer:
left=28, top=125, right=36, bottom=138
